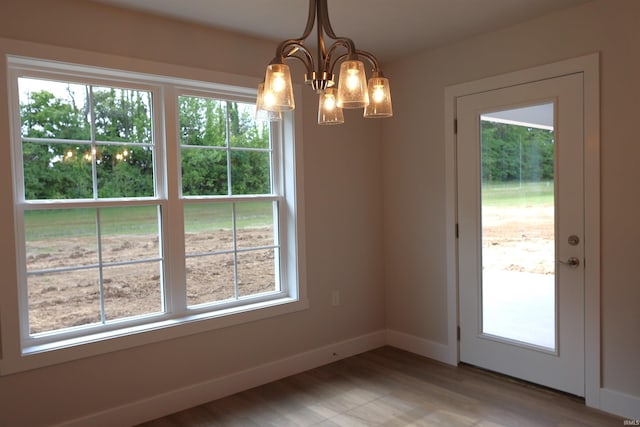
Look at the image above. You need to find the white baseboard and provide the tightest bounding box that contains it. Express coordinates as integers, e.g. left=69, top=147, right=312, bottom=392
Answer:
left=386, top=329, right=454, bottom=365
left=54, top=328, right=640, bottom=425
left=599, top=388, right=640, bottom=420
left=56, top=330, right=386, bottom=427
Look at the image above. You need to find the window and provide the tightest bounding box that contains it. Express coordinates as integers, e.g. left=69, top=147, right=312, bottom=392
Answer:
left=4, top=56, right=303, bottom=368
left=178, top=96, right=281, bottom=307
left=18, top=78, right=162, bottom=336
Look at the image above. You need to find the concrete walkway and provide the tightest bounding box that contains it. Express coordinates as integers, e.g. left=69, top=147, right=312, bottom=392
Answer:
left=482, top=269, right=555, bottom=349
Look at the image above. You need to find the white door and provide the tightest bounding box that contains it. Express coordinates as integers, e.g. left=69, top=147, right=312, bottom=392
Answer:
left=457, top=73, right=585, bottom=396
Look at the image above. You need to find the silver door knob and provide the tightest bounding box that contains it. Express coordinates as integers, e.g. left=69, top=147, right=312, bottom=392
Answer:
left=558, top=257, right=580, bottom=268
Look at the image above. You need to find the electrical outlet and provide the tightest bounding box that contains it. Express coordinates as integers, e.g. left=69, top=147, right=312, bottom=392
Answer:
left=331, top=290, right=340, bottom=306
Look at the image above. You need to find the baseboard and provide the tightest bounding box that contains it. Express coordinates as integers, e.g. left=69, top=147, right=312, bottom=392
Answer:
left=56, top=330, right=387, bottom=427
left=55, top=328, right=640, bottom=425
left=599, top=388, right=640, bottom=420
left=386, top=329, right=454, bottom=365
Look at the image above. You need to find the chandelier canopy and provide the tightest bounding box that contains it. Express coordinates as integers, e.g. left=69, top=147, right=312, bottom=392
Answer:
left=256, top=0, right=393, bottom=125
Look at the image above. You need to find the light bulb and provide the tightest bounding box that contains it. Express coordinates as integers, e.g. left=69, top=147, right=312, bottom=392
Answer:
left=263, top=91, right=276, bottom=108
left=263, top=63, right=295, bottom=111
left=372, top=86, right=385, bottom=103
left=272, top=73, right=286, bottom=92
left=318, top=88, right=344, bottom=125
left=337, top=60, right=368, bottom=109
left=364, top=75, right=393, bottom=118
left=346, top=70, right=360, bottom=91
left=323, top=94, right=336, bottom=111
left=255, top=82, right=282, bottom=122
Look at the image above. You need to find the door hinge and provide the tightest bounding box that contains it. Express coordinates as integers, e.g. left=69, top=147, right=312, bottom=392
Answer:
left=457, top=326, right=461, bottom=341
left=455, top=223, right=459, bottom=239
left=454, top=119, right=458, bottom=134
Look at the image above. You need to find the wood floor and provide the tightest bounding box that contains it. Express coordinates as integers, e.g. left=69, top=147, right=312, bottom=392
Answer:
left=138, top=346, right=622, bottom=426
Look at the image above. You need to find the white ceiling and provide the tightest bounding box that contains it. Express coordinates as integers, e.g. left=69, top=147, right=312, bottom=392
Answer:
left=90, top=0, right=591, bottom=62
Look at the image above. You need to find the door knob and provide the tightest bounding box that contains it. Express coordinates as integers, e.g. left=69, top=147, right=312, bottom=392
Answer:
left=558, top=257, right=580, bottom=268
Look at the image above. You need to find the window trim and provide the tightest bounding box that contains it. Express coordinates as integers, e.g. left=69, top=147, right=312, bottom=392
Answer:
left=0, top=46, right=307, bottom=375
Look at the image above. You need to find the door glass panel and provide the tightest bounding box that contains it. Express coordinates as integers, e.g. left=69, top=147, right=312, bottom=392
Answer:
left=480, top=103, right=556, bottom=350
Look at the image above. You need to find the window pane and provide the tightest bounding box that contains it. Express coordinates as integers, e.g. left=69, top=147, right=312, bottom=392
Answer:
left=96, top=144, right=154, bottom=198
left=480, top=109, right=556, bottom=350
left=25, top=208, right=98, bottom=271
left=103, top=262, right=163, bottom=320
left=93, top=87, right=153, bottom=144
left=230, top=150, right=271, bottom=195
left=184, top=203, right=233, bottom=255
left=235, top=201, right=276, bottom=249
left=229, top=102, right=271, bottom=149
left=28, top=269, right=101, bottom=334
left=100, top=206, right=161, bottom=263
left=22, top=141, right=94, bottom=200
left=186, top=254, right=235, bottom=306
left=19, top=77, right=90, bottom=140
left=181, top=147, right=228, bottom=196
left=237, top=249, right=277, bottom=297
left=179, top=96, right=226, bottom=147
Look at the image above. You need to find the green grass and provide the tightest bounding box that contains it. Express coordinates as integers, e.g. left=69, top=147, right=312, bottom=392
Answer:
left=183, top=202, right=274, bottom=232
left=25, top=202, right=274, bottom=240
left=481, top=181, right=554, bottom=207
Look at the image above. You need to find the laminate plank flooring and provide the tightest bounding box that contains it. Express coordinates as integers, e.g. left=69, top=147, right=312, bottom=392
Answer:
left=138, top=346, right=623, bottom=426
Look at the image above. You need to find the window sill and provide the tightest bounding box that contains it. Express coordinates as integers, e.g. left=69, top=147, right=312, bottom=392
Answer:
left=2, top=296, right=308, bottom=375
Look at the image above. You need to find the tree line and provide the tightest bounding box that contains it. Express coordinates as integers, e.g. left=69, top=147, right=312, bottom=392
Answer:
left=481, top=121, right=554, bottom=183
left=20, top=85, right=271, bottom=200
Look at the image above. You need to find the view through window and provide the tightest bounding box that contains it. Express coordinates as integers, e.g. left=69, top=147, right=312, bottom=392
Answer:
left=12, top=63, right=295, bottom=348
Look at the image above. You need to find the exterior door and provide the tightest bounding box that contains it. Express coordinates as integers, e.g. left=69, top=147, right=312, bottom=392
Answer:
left=457, top=73, right=585, bottom=396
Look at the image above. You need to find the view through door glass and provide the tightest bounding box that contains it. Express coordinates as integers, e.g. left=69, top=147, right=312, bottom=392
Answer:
left=480, top=103, right=556, bottom=350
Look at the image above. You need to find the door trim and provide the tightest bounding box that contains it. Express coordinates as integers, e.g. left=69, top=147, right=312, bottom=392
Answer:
left=444, top=53, right=600, bottom=407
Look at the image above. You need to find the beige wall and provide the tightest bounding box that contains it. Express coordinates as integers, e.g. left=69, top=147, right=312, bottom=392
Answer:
left=384, top=0, right=640, bottom=398
left=0, top=0, right=385, bottom=425
left=1, top=0, right=640, bottom=424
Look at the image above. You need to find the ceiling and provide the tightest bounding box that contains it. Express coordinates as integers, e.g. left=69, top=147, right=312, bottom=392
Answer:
left=90, top=0, right=591, bottom=62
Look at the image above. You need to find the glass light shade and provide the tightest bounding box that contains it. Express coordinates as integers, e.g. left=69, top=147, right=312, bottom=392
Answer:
left=263, top=63, right=295, bottom=111
left=364, top=77, right=393, bottom=118
left=318, top=88, right=344, bottom=125
left=255, top=83, right=282, bottom=122
left=336, top=60, right=369, bottom=109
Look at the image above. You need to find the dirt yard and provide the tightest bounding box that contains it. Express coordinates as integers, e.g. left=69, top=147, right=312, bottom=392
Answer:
left=26, top=206, right=554, bottom=335
left=26, top=228, right=275, bottom=334
left=482, top=205, right=555, bottom=275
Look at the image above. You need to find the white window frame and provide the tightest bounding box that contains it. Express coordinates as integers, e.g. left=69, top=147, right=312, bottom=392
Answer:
left=0, top=52, right=307, bottom=375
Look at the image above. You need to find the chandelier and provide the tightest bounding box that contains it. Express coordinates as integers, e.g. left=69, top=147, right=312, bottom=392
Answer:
left=256, top=0, right=393, bottom=125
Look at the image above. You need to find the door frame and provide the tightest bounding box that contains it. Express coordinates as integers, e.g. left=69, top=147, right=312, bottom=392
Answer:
left=444, top=53, right=600, bottom=407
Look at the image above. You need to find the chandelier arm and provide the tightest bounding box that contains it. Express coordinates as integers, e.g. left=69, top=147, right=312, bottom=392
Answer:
left=316, top=0, right=327, bottom=75
left=273, top=0, right=317, bottom=61
left=318, top=0, right=357, bottom=56
left=285, top=47, right=315, bottom=76
left=328, top=54, right=345, bottom=77
left=325, top=39, right=362, bottom=75
left=300, top=0, right=317, bottom=40
left=273, top=41, right=314, bottom=69
left=273, top=39, right=304, bottom=63
left=323, top=46, right=342, bottom=75
left=355, top=49, right=382, bottom=72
